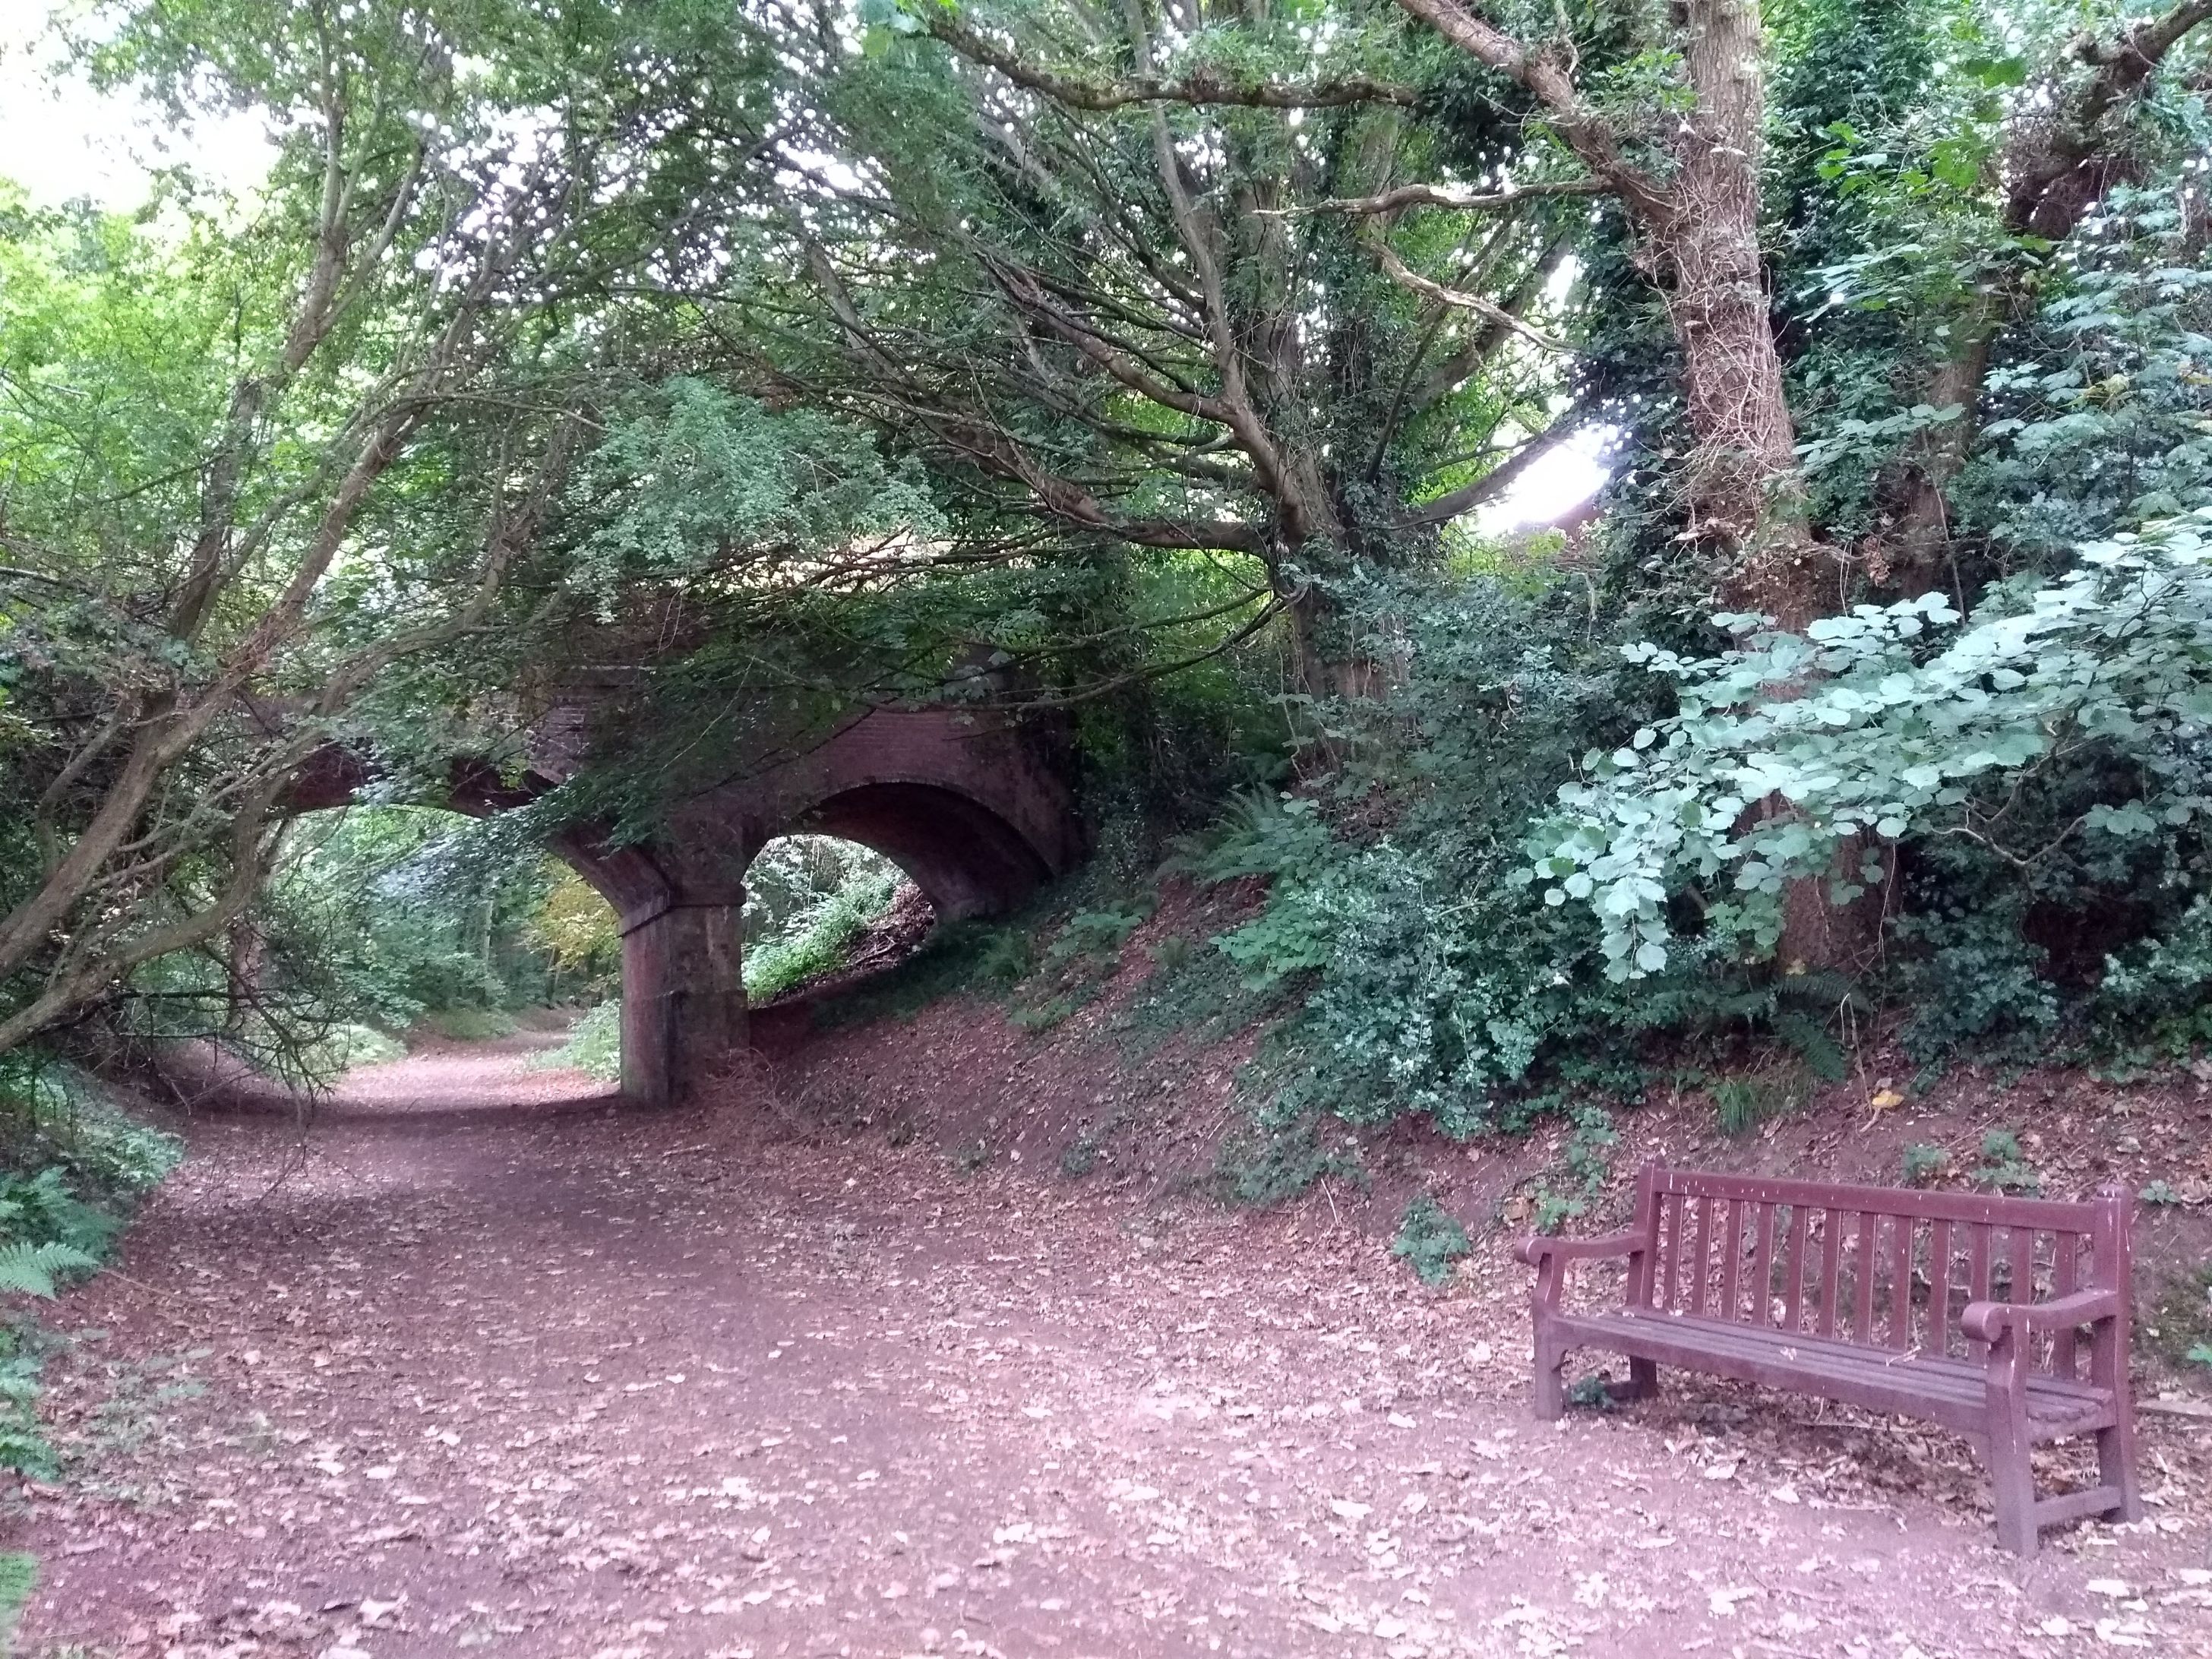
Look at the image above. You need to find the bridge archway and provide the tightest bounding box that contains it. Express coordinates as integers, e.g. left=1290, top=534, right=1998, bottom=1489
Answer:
left=289, top=706, right=1083, bottom=1104
left=773, top=780, right=1052, bottom=921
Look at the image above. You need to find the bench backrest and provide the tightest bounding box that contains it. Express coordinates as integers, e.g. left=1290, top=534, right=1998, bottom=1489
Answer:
left=1626, top=1163, right=2130, bottom=1380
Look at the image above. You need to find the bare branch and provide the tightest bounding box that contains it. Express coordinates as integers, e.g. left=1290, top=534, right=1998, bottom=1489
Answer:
left=1310, top=179, right=1606, bottom=216
left=927, top=12, right=1417, bottom=110
left=1367, top=237, right=1569, bottom=353
left=1386, top=0, right=1673, bottom=226
left=1398, top=409, right=1578, bottom=526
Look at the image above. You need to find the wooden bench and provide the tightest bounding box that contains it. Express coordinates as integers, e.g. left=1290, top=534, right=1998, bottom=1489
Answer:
left=1517, top=1162, right=2141, bottom=1556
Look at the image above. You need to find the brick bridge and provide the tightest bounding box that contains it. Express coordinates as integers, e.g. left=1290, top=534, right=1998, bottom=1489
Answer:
left=293, top=700, right=1083, bottom=1104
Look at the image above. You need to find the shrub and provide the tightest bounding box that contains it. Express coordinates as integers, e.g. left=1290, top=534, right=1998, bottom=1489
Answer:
left=745, top=862, right=899, bottom=999
left=0, top=1550, right=33, bottom=1650
left=1712, top=1066, right=1812, bottom=1136
left=305, top=1023, right=406, bottom=1072
left=1538, top=514, right=2212, bottom=980
left=536, top=1000, right=622, bottom=1082
left=1973, top=1128, right=2040, bottom=1193
left=1213, top=1108, right=1360, bottom=1207
left=425, top=1006, right=517, bottom=1041
left=1392, top=1195, right=1471, bottom=1286
left=1901, top=1143, right=1949, bottom=1187
left=1040, top=907, right=1148, bottom=976
left=0, top=1058, right=179, bottom=1200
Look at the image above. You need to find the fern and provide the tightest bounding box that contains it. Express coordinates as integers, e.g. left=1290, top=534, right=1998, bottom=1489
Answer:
left=1174, top=789, right=1335, bottom=886
left=0, top=1242, right=100, bottom=1300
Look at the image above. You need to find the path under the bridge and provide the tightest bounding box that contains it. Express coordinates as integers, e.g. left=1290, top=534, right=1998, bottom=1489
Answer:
left=13, top=1040, right=2209, bottom=1657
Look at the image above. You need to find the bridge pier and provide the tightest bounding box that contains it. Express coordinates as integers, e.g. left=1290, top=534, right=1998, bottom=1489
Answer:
left=620, top=899, right=746, bottom=1105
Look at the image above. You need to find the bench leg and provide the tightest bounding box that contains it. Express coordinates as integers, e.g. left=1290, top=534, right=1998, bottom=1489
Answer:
left=2097, top=1414, right=2142, bottom=1523
left=1604, top=1357, right=1658, bottom=1404
left=1531, top=1326, right=1566, bottom=1421
left=1989, top=1408, right=2038, bottom=1558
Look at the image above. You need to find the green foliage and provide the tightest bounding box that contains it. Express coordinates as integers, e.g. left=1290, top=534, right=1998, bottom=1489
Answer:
left=1213, top=1108, right=1360, bottom=1209
left=572, top=379, right=946, bottom=610
left=1058, top=1125, right=1110, bottom=1179
left=744, top=850, right=899, bottom=1000
left=1541, top=514, right=2212, bottom=978
left=306, top=1025, right=407, bottom=1072
left=2090, top=897, right=2212, bottom=1060
left=1711, top=1070, right=1808, bottom=1137
left=0, top=1063, right=173, bottom=1478
left=950, top=1139, right=993, bottom=1175
left=1901, top=1143, right=1950, bottom=1187
left=424, top=1007, right=517, bottom=1042
left=810, top=918, right=1036, bottom=1029
left=0, top=1058, right=179, bottom=1201
left=536, top=1001, right=622, bottom=1083
left=528, top=868, right=621, bottom=998
left=0, top=1549, right=34, bottom=1652
left=1527, top=1104, right=1618, bottom=1234
left=2150, top=1263, right=2212, bottom=1376
left=1112, top=924, right=1285, bottom=1062
left=1973, top=1128, right=2040, bottom=1194
left=1391, top=1195, right=1471, bottom=1286
left=1041, top=908, right=1149, bottom=977
left=1564, top=1374, right=1619, bottom=1412
left=0, top=1242, right=101, bottom=1302
left=0, top=1325, right=52, bottom=1479
left=2140, top=1179, right=2181, bottom=1207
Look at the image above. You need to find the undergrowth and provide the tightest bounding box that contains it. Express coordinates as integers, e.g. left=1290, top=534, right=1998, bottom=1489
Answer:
left=1391, top=1195, right=1471, bottom=1286
left=536, top=1000, right=623, bottom=1082
left=0, top=1056, right=178, bottom=1477
left=747, top=864, right=899, bottom=1000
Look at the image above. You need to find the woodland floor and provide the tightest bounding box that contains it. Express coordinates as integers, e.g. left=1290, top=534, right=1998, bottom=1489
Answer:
left=10, top=1032, right=2212, bottom=1659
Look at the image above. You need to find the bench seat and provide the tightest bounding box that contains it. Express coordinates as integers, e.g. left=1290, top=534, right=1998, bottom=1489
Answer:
left=1553, top=1308, right=2117, bottom=1440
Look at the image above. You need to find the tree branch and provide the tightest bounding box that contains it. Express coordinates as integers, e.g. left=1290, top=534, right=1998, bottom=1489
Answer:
left=1310, top=178, right=1606, bottom=216
left=927, top=12, right=1417, bottom=110
left=1366, top=236, right=1569, bottom=353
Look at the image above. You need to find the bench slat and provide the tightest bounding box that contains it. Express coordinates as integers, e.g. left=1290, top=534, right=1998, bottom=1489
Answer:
left=2009, top=1224, right=2034, bottom=1307
left=1782, top=1202, right=1809, bottom=1332
left=2052, top=1233, right=2079, bottom=1379
left=1752, top=1202, right=1777, bottom=1327
left=1818, top=1206, right=1841, bottom=1338
left=1852, top=1212, right=1877, bottom=1343
left=1648, top=1168, right=2107, bottom=1230
left=1889, top=1212, right=1915, bottom=1350
left=1928, top=1219, right=1952, bottom=1358
left=1690, top=1196, right=1713, bottom=1319
left=1657, top=1191, right=1681, bottom=1313
left=1968, top=1223, right=1992, bottom=1358
left=1721, top=1199, right=1743, bottom=1323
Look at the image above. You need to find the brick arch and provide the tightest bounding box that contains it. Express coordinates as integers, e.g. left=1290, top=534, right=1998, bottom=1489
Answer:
left=778, top=780, right=1051, bottom=919
left=276, top=705, right=1083, bottom=1105
left=281, top=754, right=679, bottom=936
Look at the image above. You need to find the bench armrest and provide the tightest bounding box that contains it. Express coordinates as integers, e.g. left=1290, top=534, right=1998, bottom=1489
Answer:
left=1515, top=1230, right=1643, bottom=1269
left=1960, top=1288, right=2122, bottom=1345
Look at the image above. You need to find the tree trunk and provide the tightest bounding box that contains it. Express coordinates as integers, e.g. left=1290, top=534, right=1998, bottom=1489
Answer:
left=1669, top=0, right=1875, bottom=967
left=1667, top=0, right=1828, bottom=630
left=1883, top=295, right=2001, bottom=600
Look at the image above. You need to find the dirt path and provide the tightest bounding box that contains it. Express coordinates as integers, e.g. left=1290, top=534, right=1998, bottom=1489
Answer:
left=14, top=1041, right=2212, bottom=1657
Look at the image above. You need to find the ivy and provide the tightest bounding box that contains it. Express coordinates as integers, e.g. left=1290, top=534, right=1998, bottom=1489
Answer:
left=1537, top=510, right=2212, bottom=977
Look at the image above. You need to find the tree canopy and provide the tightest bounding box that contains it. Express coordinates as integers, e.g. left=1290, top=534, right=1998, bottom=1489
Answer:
left=5, top=0, right=2212, bottom=1116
